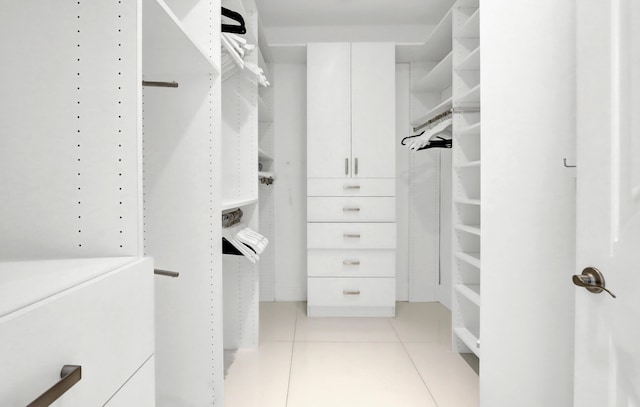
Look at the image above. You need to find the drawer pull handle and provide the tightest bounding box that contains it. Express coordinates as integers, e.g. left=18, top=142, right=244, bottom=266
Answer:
left=343, top=207, right=361, bottom=212
left=343, top=260, right=360, bottom=266
left=154, top=269, right=180, bottom=278
left=343, top=234, right=361, bottom=238
left=343, top=290, right=361, bottom=295
left=28, top=365, right=82, bottom=407
left=343, top=185, right=361, bottom=190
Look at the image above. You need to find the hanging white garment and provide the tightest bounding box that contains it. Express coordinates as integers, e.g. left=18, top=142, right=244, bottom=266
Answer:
left=407, top=118, right=452, bottom=151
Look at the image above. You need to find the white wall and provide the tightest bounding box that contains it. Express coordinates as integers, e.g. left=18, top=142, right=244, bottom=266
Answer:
left=273, top=63, right=307, bottom=300
left=480, top=1, right=576, bottom=406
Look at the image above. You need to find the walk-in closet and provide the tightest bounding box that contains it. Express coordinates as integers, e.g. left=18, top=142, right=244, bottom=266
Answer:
left=2, top=0, right=638, bottom=406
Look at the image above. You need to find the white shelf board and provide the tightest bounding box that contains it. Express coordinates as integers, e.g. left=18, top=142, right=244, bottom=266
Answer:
left=412, top=51, right=453, bottom=92
left=454, top=327, right=481, bottom=357
left=455, top=224, right=481, bottom=236
left=411, top=97, right=453, bottom=127
left=456, top=160, right=481, bottom=169
left=458, top=84, right=481, bottom=106
left=455, top=251, right=481, bottom=268
left=455, top=198, right=481, bottom=206
left=258, top=148, right=273, bottom=161
left=396, top=8, right=453, bottom=62
left=456, top=284, right=481, bottom=306
left=459, top=8, right=480, bottom=39
left=458, top=122, right=481, bottom=137
left=258, top=171, right=274, bottom=178
left=0, top=257, right=140, bottom=318
left=456, top=46, right=480, bottom=71
left=221, top=197, right=258, bottom=211
left=143, top=0, right=219, bottom=78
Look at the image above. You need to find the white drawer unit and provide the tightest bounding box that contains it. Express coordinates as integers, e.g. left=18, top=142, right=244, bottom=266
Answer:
left=307, top=178, right=396, bottom=197
left=0, top=258, right=154, bottom=406
left=308, top=250, right=395, bottom=277
left=307, top=223, right=396, bottom=249
left=307, top=277, right=396, bottom=317
left=307, top=197, right=396, bottom=223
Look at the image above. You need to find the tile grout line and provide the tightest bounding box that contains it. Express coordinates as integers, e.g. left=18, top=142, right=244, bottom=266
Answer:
left=387, top=310, right=441, bottom=407
left=284, top=302, right=301, bottom=407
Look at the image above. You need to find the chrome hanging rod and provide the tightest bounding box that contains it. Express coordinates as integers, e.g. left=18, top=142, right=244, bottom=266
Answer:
left=413, top=107, right=481, bottom=132
left=142, top=80, right=179, bottom=88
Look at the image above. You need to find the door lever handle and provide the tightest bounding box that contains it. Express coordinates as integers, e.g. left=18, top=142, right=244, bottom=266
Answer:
left=572, top=267, right=616, bottom=298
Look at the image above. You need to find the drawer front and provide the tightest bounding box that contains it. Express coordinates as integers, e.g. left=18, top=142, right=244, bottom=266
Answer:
left=105, top=356, right=155, bottom=406
left=308, top=250, right=395, bottom=277
left=307, top=197, right=395, bottom=222
left=307, top=223, right=396, bottom=249
left=307, top=179, right=396, bottom=197
left=0, top=258, right=154, bottom=406
left=308, top=277, right=395, bottom=308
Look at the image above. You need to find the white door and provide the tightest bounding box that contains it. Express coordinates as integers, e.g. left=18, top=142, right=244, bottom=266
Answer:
left=307, top=43, right=352, bottom=178
left=351, top=43, right=396, bottom=178
left=574, top=0, right=640, bottom=405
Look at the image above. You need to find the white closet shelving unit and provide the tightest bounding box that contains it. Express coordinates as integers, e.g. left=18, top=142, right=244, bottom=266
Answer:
left=141, top=0, right=224, bottom=404
left=452, top=0, right=481, bottom=358
left=221, top=0, right=264, bottom=349
left=0, top=1, right=154, bottom=405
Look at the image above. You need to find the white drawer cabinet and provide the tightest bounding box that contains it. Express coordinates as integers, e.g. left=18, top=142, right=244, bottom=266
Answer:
left=307, top=179, right=396, bottom=197
left=307, top=197, right=395, bottom=223
left=307, top=223, right=396, bottom=249
left=307, top=277, right=395, bottom=317
left=105, top=356, right=155, bottom=406
left=0, top=258, right=154, bottom=406
left=308, top=250, right=395, bottom=278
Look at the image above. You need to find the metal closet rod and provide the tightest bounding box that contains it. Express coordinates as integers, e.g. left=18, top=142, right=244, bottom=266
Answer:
left=413, top=106, right=481, bottom=132
left=142, top=80, right=179, bottom=88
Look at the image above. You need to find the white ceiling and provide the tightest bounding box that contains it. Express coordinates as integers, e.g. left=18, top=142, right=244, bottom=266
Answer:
left=255, top=0, right=455, bottom=27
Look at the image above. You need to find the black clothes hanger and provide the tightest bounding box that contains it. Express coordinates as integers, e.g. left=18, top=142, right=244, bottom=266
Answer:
left=401, top=131, right=425, bottom=145
left=222, top=237, right=243, bottom=255
left=415, top=136, right=452, bottom=151
left=222, top=7, right=246, bottom=34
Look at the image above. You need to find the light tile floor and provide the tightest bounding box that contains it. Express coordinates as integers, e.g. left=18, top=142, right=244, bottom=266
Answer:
left=224, top=302, right=479, bottom=407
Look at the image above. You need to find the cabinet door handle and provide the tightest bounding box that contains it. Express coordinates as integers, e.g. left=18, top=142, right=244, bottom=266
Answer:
left=345, top=158, right=349, bottom=175
left=343, top=185, right=361, bottom=190
left=343, top=234, right=361, bottom=238
left=355, top=158, right=358, bottom=175
left=343, top=260, right=360, bottom=266
left=27, top=365, right=82, bottom=407
left=343, top=290, right=361, bottom=295
left=343, top=207, right=360, bottom=212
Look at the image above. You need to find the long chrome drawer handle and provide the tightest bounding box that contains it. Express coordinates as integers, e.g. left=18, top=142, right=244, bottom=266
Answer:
left=27, top=365, right=82, bottom=407
left=154, top=269, right=180, bottom=278
left=343, top=260, right=360, bottom=266
left=343, top=290, right=361, bottom=295
left=343, top=208, right=361, bottom=212
left=343, top=234, right=361, bottom=238
left=343, top=185, right=361, bottom=190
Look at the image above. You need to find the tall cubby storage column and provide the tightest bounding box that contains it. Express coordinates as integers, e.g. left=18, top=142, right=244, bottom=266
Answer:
left=451, top=0, right=481, bottom=357
left=141, top=0, right=223, bottom=405
left=307, top=43, right=397, bottom=317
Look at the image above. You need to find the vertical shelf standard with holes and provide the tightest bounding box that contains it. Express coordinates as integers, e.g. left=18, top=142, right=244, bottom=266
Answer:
left=452, top=0, right=481, bottom=358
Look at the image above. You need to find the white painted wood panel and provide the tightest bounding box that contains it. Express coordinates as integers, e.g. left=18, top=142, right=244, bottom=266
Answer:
left=307, top=197, right=395, bottom=223
left=351, top=43, right=396, bottom=178
left=307, top=223, right=396, bottom=249
left=0, top=258, right=154, bottom=406
left=307, top=43, right=352, bottom=178
left=105, top=356, right=155, bottom=406
left=307, top=250, right=395, bottom=277
left=307, top=179, right=396, bottom=197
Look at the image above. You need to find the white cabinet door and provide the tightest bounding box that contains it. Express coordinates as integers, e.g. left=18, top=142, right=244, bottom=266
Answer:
left=351, top=43, right=396, bottom=178
left=307, top=43, right=352, bottom=178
